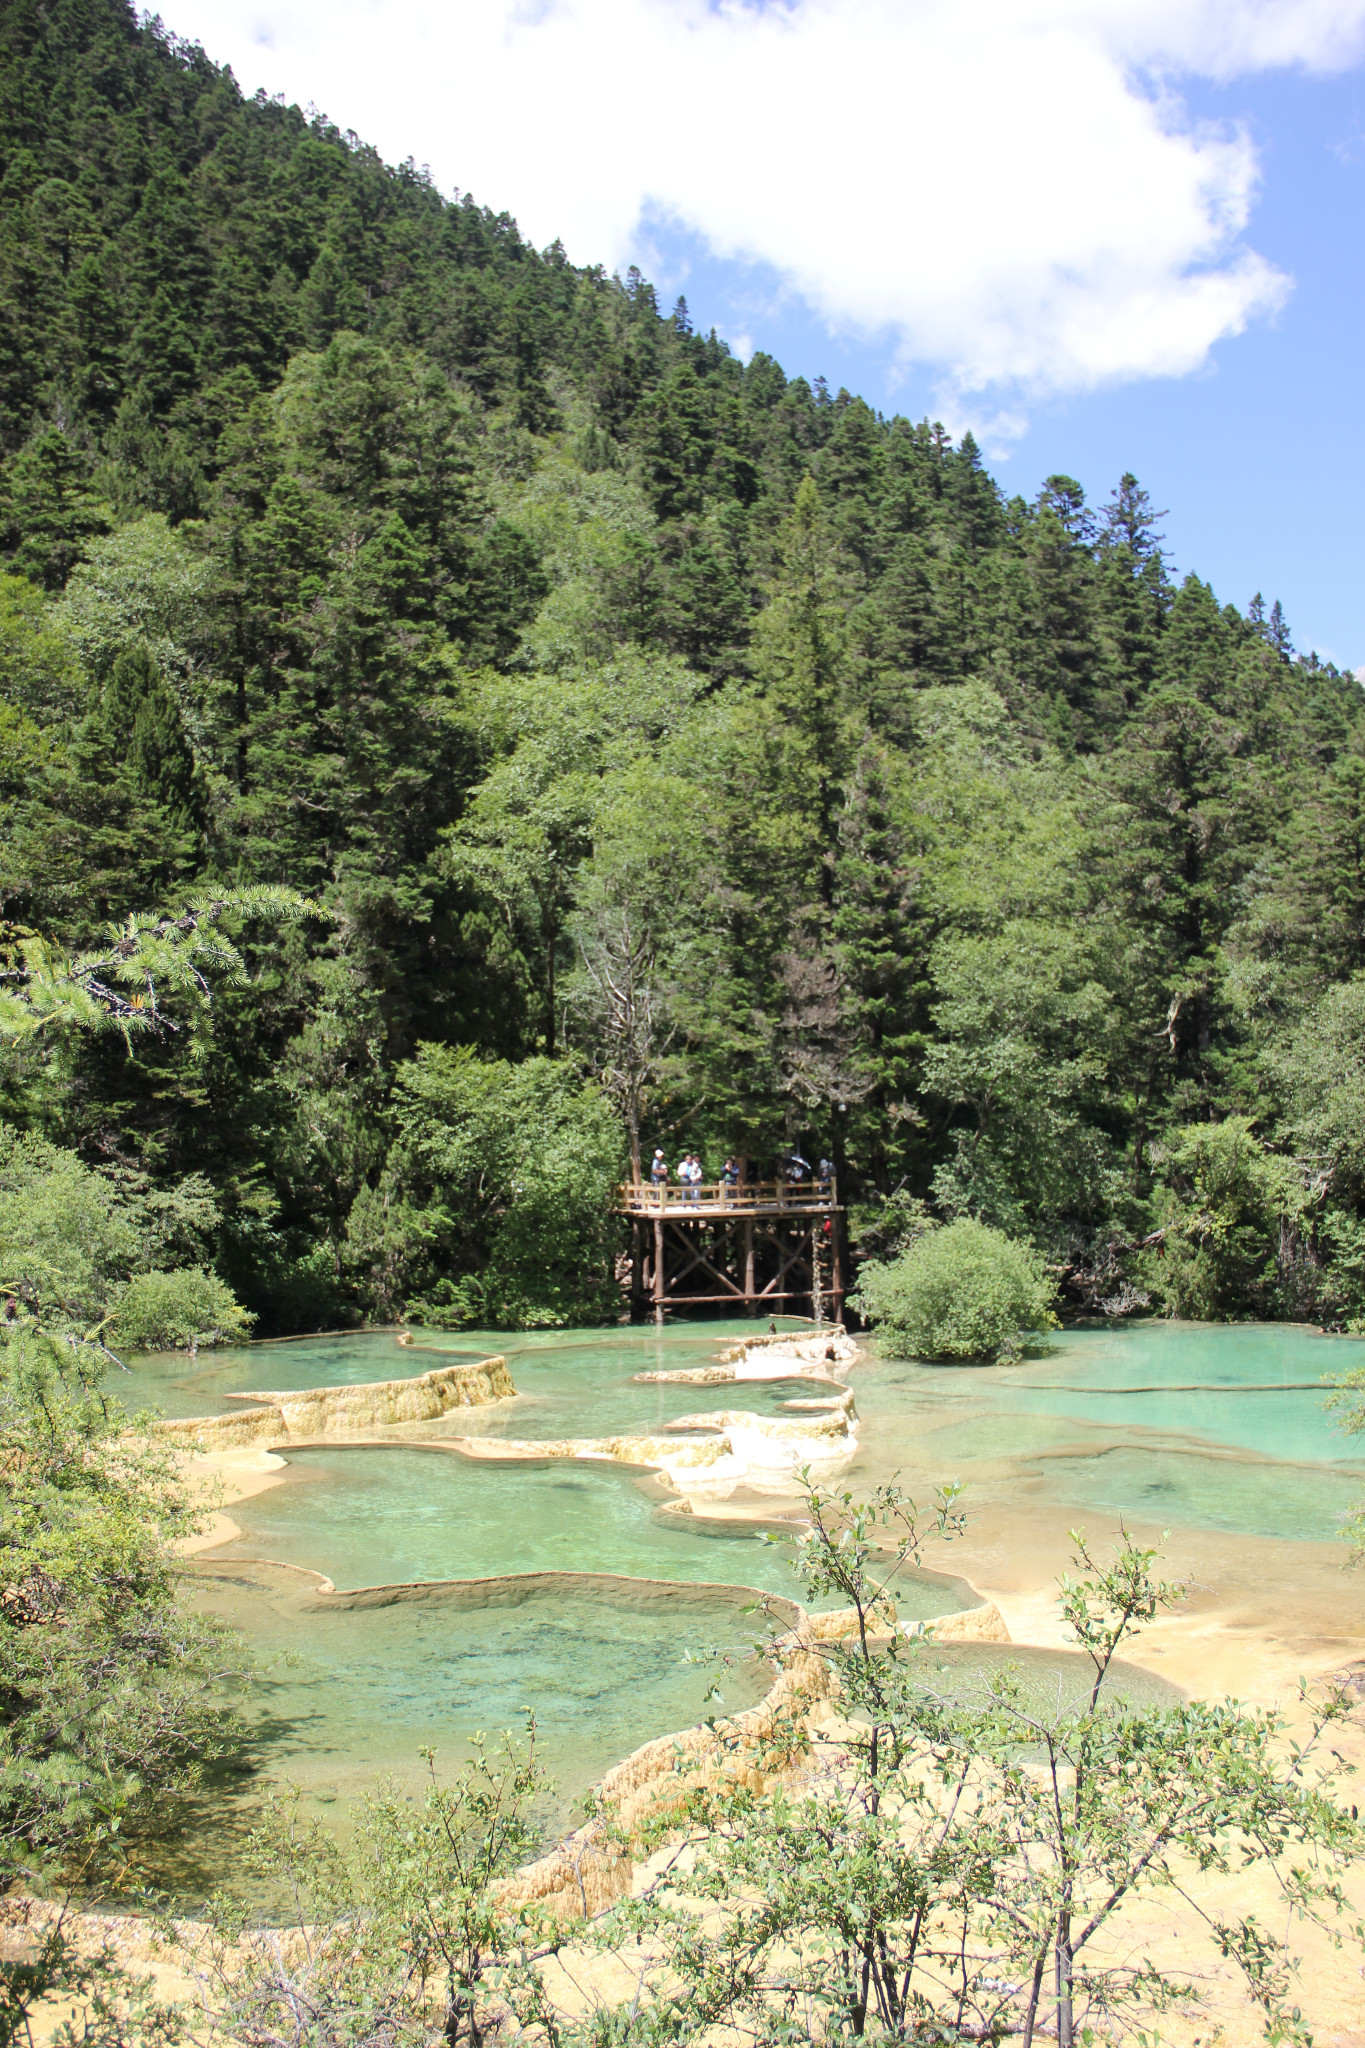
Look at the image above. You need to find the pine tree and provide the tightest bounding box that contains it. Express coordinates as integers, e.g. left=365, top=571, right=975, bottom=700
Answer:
left=0, top=428, right=110, bottom=590
left=1096, top=472, right=1168, bottom=701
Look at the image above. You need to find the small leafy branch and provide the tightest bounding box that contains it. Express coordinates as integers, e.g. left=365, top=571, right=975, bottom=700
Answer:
left=1, top=1899, right=185, bottom=2048
left=588, top=1480, right=1364, bottom=2048
left=185, top=1725, right=566, bottom=2048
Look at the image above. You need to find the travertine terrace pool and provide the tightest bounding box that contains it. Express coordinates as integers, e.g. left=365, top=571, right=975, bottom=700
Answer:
left=108, top=1314, right=1365, bottom=1891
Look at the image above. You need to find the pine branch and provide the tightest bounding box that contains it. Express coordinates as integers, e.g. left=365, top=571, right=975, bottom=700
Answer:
left=0, top=889, right=329, bottom=1046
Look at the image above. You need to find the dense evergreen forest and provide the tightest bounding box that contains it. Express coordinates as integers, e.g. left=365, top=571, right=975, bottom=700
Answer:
left=2, top=0, right=1364, bottom=1335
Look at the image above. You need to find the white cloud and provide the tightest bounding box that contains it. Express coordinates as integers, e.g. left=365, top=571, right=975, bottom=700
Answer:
left=173, top=0, right=1365, bottom=421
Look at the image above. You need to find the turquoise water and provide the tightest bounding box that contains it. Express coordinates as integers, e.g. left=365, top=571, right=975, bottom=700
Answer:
left=146, top=1568, right=779, bottom=1903
left=996, top=1322, right=1365, bottom=1462
left=853, top=1320, right=1365, bottom=1542
left=207, top=1443, right=959, bottom=1618
left=108, top=1318, right=821, bottom=1429
left=116, top=1312, right=1365, bottom=1884
left=213, top=1446, right=804, bottom=1592
left=179, top=1568, right=775, bottom=1882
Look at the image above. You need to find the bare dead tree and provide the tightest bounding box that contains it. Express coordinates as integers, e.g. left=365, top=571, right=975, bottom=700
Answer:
left=566, top=893, right=674, bottom=1182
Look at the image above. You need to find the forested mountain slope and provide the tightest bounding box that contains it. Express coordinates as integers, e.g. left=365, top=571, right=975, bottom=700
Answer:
left=1, top=0, right=1363, bottom=1333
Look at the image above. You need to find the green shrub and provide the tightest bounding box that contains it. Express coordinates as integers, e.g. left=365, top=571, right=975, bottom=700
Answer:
left=0, top=1318, right=250, bottom=1897
left=1143, top=1116, right=1304, bottom=1321
left=851, top=1217, right=1057, bottom=1362
left=0, top=1127, right=141, bottom=1324
left=0, top=1124, right=223, bottom=1328
left=350, top=1046, right=625, bottom=1329
left=109, top=1267, right=254, bottom=1351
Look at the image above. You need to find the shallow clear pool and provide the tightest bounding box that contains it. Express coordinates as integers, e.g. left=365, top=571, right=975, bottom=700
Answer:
left=206, top=1443, right=961, bottom=1618
left=158, top=1570, right=778, bottom=1902
left=851, top=1320, right=1365, bottom=1542
left=114, top=1311, right=1365, bottom=1895
left=108, top=1318, right=819, bottom=1427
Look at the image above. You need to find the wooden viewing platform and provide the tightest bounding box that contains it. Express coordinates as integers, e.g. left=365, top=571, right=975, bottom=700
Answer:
left=616, top=1178, right=844, bottom=1322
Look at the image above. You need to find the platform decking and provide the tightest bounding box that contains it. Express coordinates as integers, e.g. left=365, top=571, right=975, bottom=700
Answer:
left=615, top=1178, right=844, bottom=1320
left=618, top=1176, right=837, bottom=1217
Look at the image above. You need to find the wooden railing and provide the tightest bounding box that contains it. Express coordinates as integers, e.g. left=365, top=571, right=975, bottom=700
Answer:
left=618, top=1177, right=838, bottom=1215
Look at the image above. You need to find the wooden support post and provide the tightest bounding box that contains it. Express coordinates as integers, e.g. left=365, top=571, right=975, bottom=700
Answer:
left=811, top=1220, right=825, bottom=1327
left=631, top=1220, right=645, bottom=1317
left=616, top=1182, right=841, bottom=1321
left=653, top=1215, right=665, bottom=1327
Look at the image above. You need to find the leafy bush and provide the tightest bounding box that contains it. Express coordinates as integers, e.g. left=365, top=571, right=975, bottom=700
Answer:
left=349, top=1046, right=625, bottom=1328
left=1145, top=1116, right=1305, bottom=1321
left=110, top=1267, right=254, bottom=1351
left=0, top=1123, right=248, bottom=1349
left=851, top=1216, right=1057, bottom=1361
left=0, top=1320, right=248, bottom=1891
left=0, top=1126, right=140, bottom=1323
left=0, top=1124, right=223, bottom=1323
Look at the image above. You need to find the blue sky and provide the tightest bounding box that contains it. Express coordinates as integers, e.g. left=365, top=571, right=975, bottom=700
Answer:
left=173, top=0, right=1365, bottom=667
left=635, top=62, right=1365, bottom=666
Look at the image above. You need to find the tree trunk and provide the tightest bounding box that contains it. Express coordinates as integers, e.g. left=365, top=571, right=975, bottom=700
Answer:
left=1055, top=1920, right=1074, bottom=2048
left=544, top=916, right=557, bottom=1055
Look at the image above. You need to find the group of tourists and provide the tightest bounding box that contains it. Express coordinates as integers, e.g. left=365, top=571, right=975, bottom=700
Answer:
left=651, top=1149, right=722, bottom=1188
left=646, top=1149, right=835, bottom=1193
